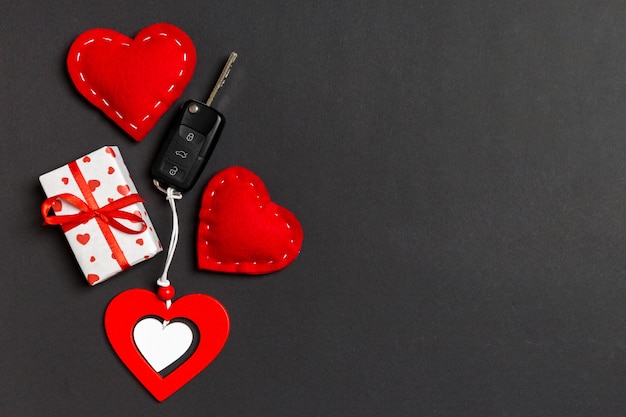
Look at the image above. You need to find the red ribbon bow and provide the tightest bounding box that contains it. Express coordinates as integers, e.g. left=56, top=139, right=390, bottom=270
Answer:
left=41, top=193, right=147, bottom=234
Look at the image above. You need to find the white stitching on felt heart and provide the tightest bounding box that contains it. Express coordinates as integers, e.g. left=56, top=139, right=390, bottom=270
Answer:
left=73, top=33, right=188, bottom=132
left=201, top=174, right=298, bottom=266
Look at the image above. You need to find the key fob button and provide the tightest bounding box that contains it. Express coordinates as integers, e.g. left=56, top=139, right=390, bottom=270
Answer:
left=159, top=161, right=186, bottom=182
left=180, top=101, right=221, bottom=133
left=165, top=142, right=194, bottom=168
left=178, top=125, right=205, bottom=151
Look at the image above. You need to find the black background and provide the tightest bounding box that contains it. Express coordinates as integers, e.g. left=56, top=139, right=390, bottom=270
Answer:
left=3, top=1, right=626, bottom=416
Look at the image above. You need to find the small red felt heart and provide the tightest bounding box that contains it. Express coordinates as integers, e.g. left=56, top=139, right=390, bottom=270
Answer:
left=67, top=23, right=196, bottom=141
left=61, top=177, right=69, bottom=185
left=107, top=166, right=115, bottom=174
left=104, top=289, right=229, bottom=401
left=197, top=166, right=303, bottom=275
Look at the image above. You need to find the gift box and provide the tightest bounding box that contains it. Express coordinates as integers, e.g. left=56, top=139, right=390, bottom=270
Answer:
left=39, top=146, right=161, bottom=285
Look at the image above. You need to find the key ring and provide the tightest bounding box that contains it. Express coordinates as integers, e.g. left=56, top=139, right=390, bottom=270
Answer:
left=153, top=179, right=183, bottom=198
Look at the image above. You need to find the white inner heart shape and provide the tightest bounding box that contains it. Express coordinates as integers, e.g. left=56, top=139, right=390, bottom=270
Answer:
left=133, top=317, right=193, bottom=373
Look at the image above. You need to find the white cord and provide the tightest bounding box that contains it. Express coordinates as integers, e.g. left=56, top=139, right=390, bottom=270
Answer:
left=157, top=187, right=182, bottom=309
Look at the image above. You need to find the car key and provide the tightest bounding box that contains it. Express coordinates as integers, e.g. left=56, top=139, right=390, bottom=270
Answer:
left=151, top=52, right=238, bottom=193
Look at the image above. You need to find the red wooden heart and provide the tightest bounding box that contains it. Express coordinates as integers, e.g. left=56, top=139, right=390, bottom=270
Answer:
left=67, top=23, right=196, bottom=141
left=104, top=289, right=229, bottom=401
left=197, top=166, right=304, bottom=274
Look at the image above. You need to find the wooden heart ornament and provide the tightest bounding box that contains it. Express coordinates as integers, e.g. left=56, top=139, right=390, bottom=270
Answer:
left=104, top=289, right=229, bottom=401
left=197, top=166, right=304, bottom=274
left=67, top=23, right=196, bottom=141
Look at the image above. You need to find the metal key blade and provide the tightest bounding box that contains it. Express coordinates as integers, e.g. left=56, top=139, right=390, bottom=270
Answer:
left=206, top=52, right=238, bottom=107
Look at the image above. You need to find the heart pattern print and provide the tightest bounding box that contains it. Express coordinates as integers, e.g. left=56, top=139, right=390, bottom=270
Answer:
left=39, top=146, right=161, bottom=285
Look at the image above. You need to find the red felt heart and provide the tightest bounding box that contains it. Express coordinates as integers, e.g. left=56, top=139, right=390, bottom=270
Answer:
left=104, top=289, right=229, bottom=402
left=197, top=166, right=304, bottom=274
left=67, top=23, right=196, bottom=141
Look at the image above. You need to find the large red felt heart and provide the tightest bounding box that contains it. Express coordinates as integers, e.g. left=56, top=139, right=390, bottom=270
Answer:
left=104, top=289, right=229, bottom=401
left=197, top=166, right=304, bottom=274
left=67, top=23, right=196, bottom=141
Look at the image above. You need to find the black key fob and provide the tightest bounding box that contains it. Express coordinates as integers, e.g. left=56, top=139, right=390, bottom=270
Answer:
left=151, top=52, right=237, bottom=193
left=151, top=100, right=224, bottom=192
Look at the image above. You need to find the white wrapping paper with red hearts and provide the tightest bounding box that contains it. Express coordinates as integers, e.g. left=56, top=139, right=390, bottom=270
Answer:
left=39, top=146, right=161, bottom=285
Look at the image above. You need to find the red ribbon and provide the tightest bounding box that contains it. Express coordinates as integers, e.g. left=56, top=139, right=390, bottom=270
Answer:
left=41, top=160, right=147, bottom=271
left=41, top=193, right=147, bottom=234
